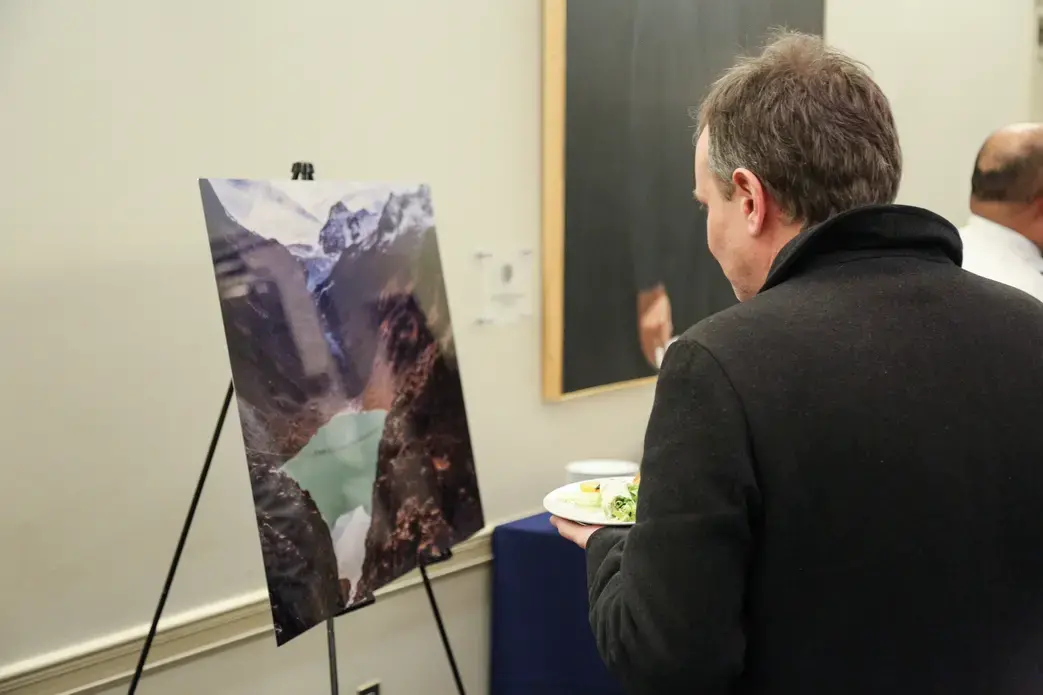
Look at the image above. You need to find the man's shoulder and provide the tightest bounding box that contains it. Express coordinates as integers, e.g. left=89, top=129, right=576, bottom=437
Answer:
left=677, top=259, right=1043, bottom=369
left=960, top=246, right=1043, bottom=304
left=681, top=292, right=787, bottom=350
left=960, top=266, right=1043, bottom=310
left=672, top=298, right=784, bottom=377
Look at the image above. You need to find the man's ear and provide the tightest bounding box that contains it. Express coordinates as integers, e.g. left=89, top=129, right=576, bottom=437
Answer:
left=732, top=168, right=767, bottom=237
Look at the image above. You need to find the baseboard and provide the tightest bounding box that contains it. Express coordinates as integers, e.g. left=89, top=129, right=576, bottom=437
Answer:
left=0, top=527, right=495, bottom=695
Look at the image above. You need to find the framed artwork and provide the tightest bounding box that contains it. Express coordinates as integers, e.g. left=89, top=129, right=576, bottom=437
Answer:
left=541, top=0, right=825, bottom=400
left=200, top=180, right=483, bottom=644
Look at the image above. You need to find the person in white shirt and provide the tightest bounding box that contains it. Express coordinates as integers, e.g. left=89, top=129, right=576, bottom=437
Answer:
left=959, top=123, right=1043, bottom=301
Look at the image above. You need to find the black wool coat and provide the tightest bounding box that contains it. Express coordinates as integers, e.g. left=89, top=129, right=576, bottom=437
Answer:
left=587, top=205, right=1043, bottom=695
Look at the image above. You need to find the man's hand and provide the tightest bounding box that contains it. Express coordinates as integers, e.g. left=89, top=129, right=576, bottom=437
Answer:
left=638, top=284, right=673, bottom=368
left=550, top=516, right=603, bottom=549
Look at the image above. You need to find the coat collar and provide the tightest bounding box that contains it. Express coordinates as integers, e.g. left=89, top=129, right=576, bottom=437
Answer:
left=760, top=204, right=962, bottom=293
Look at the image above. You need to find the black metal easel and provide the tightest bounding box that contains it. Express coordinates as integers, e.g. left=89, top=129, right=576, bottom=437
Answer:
left=127, top=162, right=466, bottom=695
left=418, top=556, right=467, bottom=695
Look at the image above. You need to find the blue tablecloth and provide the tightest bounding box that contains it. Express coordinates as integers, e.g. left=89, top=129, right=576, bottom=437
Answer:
left=490, top=513, right=623, bottom=695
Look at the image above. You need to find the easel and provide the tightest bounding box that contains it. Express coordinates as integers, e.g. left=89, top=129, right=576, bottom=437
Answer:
left=127, top=163, right=466, bottom=695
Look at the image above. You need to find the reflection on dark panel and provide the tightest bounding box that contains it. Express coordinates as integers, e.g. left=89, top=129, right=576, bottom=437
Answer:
left=558, top=0, right=825, bottom=394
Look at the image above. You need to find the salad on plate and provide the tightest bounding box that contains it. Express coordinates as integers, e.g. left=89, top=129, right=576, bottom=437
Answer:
left=562, top=474, right=640, bottom=523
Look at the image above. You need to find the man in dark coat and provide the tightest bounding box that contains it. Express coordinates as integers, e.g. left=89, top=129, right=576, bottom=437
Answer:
left=553, top=31, right=1043, bottom=694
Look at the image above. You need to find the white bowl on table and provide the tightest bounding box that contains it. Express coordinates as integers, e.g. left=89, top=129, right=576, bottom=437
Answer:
left=565, top=459, right=639, bottom=485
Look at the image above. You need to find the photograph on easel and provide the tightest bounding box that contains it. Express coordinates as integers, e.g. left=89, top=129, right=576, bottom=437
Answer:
left=541, top=0, right=824, bottom=400
left=199, top=179, right=484, bottom=645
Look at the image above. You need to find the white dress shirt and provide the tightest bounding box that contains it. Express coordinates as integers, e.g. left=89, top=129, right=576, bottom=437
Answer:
left=958, top=214, right=1043, bottom=302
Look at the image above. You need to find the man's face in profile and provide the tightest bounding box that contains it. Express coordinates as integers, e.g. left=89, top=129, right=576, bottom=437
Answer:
left=695, top=128, right=758, bottom=300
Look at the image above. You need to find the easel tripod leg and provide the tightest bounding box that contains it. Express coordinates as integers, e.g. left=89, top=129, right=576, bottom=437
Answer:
left=419, top=559, right=467, bottom=695
left=126, top=381, right=235, bottom=694
left=327, top=617, right=339, bottom=694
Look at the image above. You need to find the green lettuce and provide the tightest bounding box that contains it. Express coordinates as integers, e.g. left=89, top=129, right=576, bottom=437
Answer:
left=608, top=489, right=637, bottom=522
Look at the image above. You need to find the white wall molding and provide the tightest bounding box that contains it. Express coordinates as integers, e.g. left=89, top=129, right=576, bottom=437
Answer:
left=0, top=529, right=494, bottom=695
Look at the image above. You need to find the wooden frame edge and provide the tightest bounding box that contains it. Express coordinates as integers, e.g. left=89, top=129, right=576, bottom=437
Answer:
left=556, top=376, right=657, bottom=402
left=541, top=0, right=567, bottom=401
left=539, top=1, right=657, bottom=403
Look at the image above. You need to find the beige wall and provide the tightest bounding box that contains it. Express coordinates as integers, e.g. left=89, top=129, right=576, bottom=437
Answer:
left=0, top=1, right=652, bottom=690
left=0, top=0, right=1036, bottom=693
left=91, top=566, right=492, bottom=695
left=826, top=0, right=1037, bottom=225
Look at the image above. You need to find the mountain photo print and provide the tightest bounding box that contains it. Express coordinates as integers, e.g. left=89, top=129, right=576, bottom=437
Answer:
left=199, top=179, right=484, bottom=645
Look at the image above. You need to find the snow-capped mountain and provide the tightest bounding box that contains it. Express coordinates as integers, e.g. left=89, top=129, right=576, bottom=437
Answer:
left=306, top=185, right=434, bottom=286
left=208, top=180, right=435, bottom=292
left=366, top=184, right=434, bottom=253
left=266, top=181, right=393, bottom=223
left=295, top=201, right=382, bottom=289
left=284, top=243, right=335, bottom=292
left=328, top=184, right=435, bottom=266
left=319, top=203, right=379, bottom=255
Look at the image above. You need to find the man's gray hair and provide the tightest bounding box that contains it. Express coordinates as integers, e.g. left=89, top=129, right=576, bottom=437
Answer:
left=696, top=30, right=902, bottom=227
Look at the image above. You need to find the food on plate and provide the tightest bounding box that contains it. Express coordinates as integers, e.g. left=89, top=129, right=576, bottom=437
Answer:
left=566, top=480, right=603, bottom=508
left=600, top=478, right=640, bottom=522
left=561, top=476, right=640, bottom=522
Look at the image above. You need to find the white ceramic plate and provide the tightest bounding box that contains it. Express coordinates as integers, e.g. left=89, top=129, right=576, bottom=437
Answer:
left=543, top=476, right=636, bottom=526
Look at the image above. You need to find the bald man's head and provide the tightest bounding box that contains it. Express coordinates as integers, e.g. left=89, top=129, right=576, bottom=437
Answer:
left=970, top=124, right=1043, bottom=204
